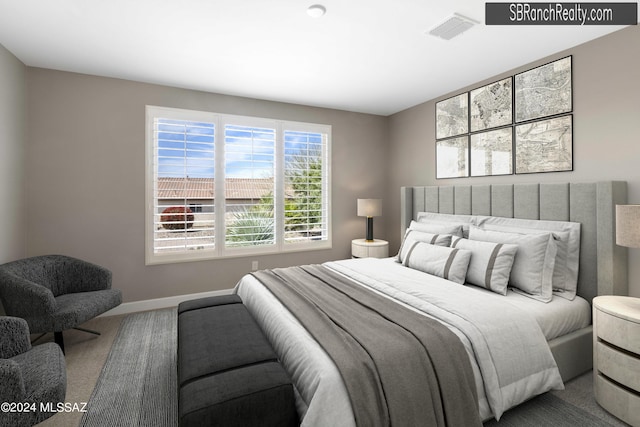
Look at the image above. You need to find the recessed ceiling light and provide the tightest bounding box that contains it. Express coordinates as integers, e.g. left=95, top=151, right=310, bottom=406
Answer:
left=307, top=4, right=326, bottom=18
left=428, top=13, right=479, bottom=40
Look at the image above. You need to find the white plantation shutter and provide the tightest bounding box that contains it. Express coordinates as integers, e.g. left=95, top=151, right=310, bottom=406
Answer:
left=146, top=106, right=331, bottom=264
left=224, top=124, right=276, bottom=248
left=153, top=118, right=215, bottom=254
left=284, top=130, right=329, bottom=243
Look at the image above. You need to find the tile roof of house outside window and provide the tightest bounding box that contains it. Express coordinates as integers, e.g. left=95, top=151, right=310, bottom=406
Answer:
left=157, top=177, right=295, bottom=200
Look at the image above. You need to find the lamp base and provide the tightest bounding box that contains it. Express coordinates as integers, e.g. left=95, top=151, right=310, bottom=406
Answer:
left=366, top=217, right=374, bottom=241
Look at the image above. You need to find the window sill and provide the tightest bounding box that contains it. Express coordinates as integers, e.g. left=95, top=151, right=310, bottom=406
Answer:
left=146, top=241, right=332, bottom=266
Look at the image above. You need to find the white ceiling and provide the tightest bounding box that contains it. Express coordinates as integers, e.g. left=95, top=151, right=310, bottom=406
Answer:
left=0, top=0, right=633, bottom=116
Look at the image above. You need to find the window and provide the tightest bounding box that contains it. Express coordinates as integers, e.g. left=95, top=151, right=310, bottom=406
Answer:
left=284, top=130, right=327, bottom=243
left=224, top=124, right=276, bottom=248
left=146, top=106, right=331, bottom=264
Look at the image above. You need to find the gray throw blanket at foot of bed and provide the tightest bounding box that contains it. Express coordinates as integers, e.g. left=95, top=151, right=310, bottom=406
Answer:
left=253, top=264, right=482, bottom=427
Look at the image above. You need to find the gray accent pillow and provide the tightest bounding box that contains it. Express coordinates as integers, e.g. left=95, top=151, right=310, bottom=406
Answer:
left=451, top=236, right=518, bottom=295
left=397, top=226, right=453, bottom=264
left=469, top=227, right=557, bottom=303
left=403, top=241, right=471, bottom=285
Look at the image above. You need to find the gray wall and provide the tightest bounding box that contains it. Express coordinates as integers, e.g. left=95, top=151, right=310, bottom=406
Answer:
left=0, top=44, right=26, bottom=314
left=25, top=69, right=389, bottom=302
left=386, top=25, right=640, bottom=297
left=0, top=44, right=26, bottom=263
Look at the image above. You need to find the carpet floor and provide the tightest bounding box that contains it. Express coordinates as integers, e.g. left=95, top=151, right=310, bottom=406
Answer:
left=79, top=309, right=177, bottom=427
left=36, top=308, right=629, bottom=427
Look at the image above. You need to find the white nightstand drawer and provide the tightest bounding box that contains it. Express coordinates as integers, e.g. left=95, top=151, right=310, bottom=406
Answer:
left=593, top=296, right=640, bottom=426
left=596, top=341, right=640, bottom=391
left=595, top=373, right=640, bottom=427
left=595, top=308, right=640, bottom=354
left=351, top=243, right=369, bottom=258
left=351, top=239, right=389, bottom=259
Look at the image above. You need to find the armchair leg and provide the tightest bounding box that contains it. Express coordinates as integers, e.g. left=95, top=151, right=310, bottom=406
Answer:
left=54, top=331, right=65, bottom=354
left=52, top=328, right=101, bottom=355
left=74, top=327, right=101, bottom=336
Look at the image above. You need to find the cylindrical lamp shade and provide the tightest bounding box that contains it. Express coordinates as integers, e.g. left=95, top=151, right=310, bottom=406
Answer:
left=357, top=199, right=382, bottom=217
left=616, top=204, right=640, bottom=248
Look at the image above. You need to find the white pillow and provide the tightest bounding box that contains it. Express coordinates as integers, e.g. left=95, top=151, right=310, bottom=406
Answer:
left=451, top=236, right=518, bottom=295
left=409, top=220, right=463, bottom=237
left=403, top=241, right=471, bottom=285
left=417, top=213, right=475, bottom=238
left=476, top=216, right=580, bottom=300
left=397, top=227, right=453, bottom=263
left=469, top=226, right=556, bottom=303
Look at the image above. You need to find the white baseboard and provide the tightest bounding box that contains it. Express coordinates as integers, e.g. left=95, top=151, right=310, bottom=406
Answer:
left=99, top=288, right=234, bottom=317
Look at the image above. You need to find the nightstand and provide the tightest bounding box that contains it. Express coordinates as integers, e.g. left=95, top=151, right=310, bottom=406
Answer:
left=351, top=239, right=389, bottom=259
left=593, top=295, right=640, bottom=427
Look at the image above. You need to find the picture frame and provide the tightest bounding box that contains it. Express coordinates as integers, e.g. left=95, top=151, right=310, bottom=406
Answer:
left=515, top=56, right=572, bottom=123
left=436, top=136, right=469, bottom=179
left=515, top=115, right=573, bottom=174
left=436, top=93, right=468, bottom=139
left=470, top=77, right=512, bottom=132
left=470, top=128, right=513, bottom=177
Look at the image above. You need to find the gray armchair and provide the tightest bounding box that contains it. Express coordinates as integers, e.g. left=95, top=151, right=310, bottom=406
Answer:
left=0, top=316, right=66, bottom=427
left=0, top=255, right=122, bottom=353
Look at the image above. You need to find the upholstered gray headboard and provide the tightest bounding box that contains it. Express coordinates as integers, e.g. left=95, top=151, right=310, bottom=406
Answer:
left=400, top=181, right=628, bottom=301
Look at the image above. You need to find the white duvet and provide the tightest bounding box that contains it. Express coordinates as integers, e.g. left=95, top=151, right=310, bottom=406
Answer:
left=235, top=257, right=564, bottom=424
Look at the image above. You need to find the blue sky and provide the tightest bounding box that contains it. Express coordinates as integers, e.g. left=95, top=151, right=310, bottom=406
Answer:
left=157, top=120, right=215, bottom=178
left=225, top=125, right=275, bottom=179
left=156, top=119, right=322, bottom=179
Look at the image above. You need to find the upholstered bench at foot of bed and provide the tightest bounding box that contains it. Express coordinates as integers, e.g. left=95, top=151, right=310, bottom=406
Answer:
left=177, top=294, right=299, bottom=427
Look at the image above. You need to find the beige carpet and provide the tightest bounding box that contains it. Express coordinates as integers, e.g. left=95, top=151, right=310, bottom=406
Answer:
left=36, top=314, right=126, bottom=427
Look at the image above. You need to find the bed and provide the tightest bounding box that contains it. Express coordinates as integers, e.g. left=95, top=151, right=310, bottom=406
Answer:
left=234, top=180, right=628, bottom=425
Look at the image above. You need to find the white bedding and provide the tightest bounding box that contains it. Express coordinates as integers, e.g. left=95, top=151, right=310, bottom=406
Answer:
left=463, top=283, right=591, bottom=341
left=235, top=257, right=566, bottom=425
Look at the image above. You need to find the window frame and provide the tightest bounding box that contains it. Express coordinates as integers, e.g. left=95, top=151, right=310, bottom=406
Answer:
left=145, top=105, right=332, bottom=265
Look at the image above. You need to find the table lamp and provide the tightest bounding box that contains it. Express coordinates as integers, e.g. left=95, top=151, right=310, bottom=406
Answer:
left=616, top=205, right=640, bottom=248
left=357, top=199, right=382, bottom=242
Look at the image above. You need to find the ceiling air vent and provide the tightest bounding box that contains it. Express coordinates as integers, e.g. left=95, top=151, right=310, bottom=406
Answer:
left=428, top=13, right=479, bottom=40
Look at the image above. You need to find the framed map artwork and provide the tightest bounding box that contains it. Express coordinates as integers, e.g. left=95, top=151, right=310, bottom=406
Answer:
left=436, top=93, right=468, bottom=139
left=515, top=115, right=573, bottom=174
left=436, top=136, right=468, bottom=179
left=470, top=78, right=512, bottom=132
left=515, top=56, right=572, bottom=123
left=434, top=55, right=573, bottom=179
left=470, top=128, right=512, bottom=177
